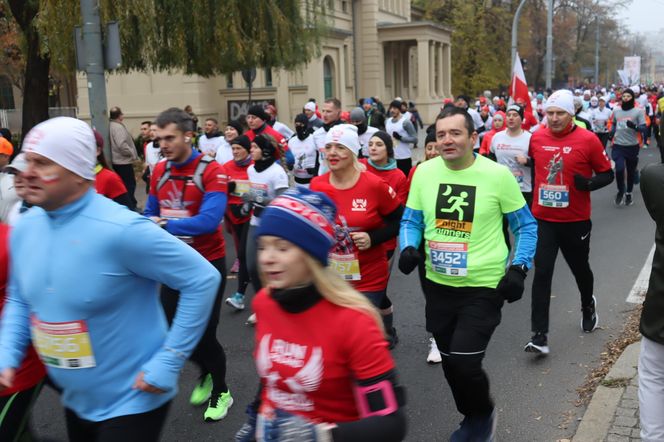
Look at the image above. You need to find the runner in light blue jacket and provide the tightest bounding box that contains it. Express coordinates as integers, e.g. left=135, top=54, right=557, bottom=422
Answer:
left=0, top=117, right=220, bottom=439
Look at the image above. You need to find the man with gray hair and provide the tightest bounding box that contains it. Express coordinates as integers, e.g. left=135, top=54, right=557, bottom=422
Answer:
left=109, top=106, right=138, bottom=210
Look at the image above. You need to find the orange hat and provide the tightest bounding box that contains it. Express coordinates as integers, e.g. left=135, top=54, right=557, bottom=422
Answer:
left=0, top=137, right=13, bottom=156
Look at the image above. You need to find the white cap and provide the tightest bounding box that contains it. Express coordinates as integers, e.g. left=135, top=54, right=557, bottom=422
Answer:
left=3, top=153, right=27, bottom=173
left=632, top=85, right=641, bottom=95
left=22, top=117, right=96, bottom=180
left=304, top=102, right=316, bottom=112
left=325, top=124, right=360, bottom=156
left=544, top=90, right=575, bottom=116
left=590, top=96, right=599, bottom=105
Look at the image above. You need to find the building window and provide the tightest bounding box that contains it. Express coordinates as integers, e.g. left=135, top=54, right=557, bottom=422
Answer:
left=323, top=56, right=335, bottom=100
left=226, top=73, right=234, bottom=89
left=0, top=76, right=15, bottom=109
left=265, top=68, right=272, bottom=87
left=341, top=0, right=347, bottom=12
left=328, top=0, right=334, bottom=10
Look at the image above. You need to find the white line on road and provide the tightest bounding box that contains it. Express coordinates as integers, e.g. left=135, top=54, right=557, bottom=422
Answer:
left=626, top=244, right=655, bottom=304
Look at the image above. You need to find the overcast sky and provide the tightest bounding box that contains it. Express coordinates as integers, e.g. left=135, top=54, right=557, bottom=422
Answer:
left=624, top=0, right=664, bottom=33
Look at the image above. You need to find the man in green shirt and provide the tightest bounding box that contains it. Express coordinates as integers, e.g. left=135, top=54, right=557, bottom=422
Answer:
left=399, top=106, right=537, bottom=441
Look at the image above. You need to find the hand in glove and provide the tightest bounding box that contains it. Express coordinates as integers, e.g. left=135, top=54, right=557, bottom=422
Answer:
left=240, top=202, right=253, bottom=217
left=496, top=265, right=527, bottom=303
left=398, top=246, right=421, bottom=275
left=625, top=120, right=637, bottom=130
left=392, top=131, right=402, bottom=140
left=241, top=191, right=253, bottom=204
left=573, top=174, right=591, bottom=191
left=227, top=181, right=236, bottom=194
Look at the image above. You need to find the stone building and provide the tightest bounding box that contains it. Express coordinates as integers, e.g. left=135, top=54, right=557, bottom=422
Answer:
left=76, top=0, right=452, bottom=133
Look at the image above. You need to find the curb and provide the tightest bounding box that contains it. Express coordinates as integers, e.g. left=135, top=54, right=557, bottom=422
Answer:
left=572, top=341, right=641, bottom=442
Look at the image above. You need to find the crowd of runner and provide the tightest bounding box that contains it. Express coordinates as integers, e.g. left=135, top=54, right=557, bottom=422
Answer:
left=0, top=82, right=662, bottom=442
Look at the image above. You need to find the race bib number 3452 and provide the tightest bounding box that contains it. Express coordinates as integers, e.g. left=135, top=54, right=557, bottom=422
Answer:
left=31, top=317, right=96, bottom=369
left=429, top=241, right=468, bottom=277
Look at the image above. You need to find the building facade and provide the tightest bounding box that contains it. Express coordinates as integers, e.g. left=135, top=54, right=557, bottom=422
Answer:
left=76, top=0, right=452, bottom=134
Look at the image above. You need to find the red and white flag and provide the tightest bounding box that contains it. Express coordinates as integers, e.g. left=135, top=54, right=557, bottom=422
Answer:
left=510, top=52, right=536, bottom=129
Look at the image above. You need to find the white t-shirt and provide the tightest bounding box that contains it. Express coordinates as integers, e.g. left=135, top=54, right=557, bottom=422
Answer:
left=288, top=134, right=318, bottom=181
left=385, top=115, right=412, bottom=160
left=358, top=126, right=379, bottom=157
left=214, top=138, right=233, bottom=165
left=145, top=141, right=162, bottom=173
left=490, top=130, right=533, bottom=192
left=313, top=126, right=329, bottom=175
left=247, top=162, right=289, bottom=226
left=467, top=107, right=485, bottom=148
left=198, top=134, right=226, bottom=157
left=0, top=173, right=18, bottom=223
left=590, top=107, right=612, bottom=133
left=272, top=121, right=295, bottom=140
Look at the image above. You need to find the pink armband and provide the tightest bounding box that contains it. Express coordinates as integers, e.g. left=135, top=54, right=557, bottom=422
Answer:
left=353, top=379, right=399, bottom=418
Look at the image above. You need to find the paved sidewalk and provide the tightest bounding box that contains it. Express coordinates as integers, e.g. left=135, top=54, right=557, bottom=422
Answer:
left=573, top=341, right=641, bottom=442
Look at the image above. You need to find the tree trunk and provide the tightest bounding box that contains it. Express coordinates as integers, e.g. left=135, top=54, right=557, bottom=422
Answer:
left=20, top=30, right=50, bottom=140
left=7, top=0, right=50, bottom=142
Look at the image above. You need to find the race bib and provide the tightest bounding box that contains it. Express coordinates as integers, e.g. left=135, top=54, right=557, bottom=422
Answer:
left=429, top=241, right=468, bottom=276
left=250, top=183, right=269, bottom=204
left=329, top=252, right=361, bottom=281
left=160, top=208, right=194, bottom=243
left=538, top=184, right=569, bottom=208
left=231, top=179, right=251, bottom=197
left=31, top=318, right=96, bottom=369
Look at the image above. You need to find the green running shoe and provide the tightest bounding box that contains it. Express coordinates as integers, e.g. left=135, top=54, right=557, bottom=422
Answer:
left=204, top=390, right=233, bottom=422
left=190, top=374, right=213, bottom=406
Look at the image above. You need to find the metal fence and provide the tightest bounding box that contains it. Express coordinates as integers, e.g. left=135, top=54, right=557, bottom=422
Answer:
left=0, top=107, right=78, bottom=135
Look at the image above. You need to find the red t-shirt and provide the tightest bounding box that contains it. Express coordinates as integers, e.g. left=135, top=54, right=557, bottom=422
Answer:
left=529, top=125, right=612, bottom=222
left=247, top=125, right=289, bottom=159
left=150, top=156, right=227, bottom=261
left=360, top=159, right=406, bottom=253
left=221, top=159, right=253, bottom=225
left=253, top=289, right=394, bottom=423
left=95, top=167, right=128, bottom=200
left=311, top=172, right=400, bottom=292
left=0, top=224, right=46, bottom=396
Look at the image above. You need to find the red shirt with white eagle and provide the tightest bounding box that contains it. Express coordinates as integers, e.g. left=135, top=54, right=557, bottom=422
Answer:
left=149, top=154, right=227, bottom=261
left=253, top=289, right=394, bottom=423
left=529, top=125, right=612, bottom=222
left=311, top=171, right=401, bottom=292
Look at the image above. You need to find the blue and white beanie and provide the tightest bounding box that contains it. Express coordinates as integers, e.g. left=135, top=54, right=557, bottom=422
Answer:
left=256, top=186, right=338, bottom=265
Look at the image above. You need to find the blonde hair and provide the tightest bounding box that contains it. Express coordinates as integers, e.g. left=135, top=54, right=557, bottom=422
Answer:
left=259, top=252, right=384, bottom=335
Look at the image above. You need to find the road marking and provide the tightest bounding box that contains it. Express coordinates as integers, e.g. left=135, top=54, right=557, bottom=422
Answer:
left=626, top=244, right=655, bottom=304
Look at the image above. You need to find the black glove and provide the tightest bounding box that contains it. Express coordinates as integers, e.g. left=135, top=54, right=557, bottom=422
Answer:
left=240, top=202, right=252, bottom=217
left=574, top=174, right=591, bottom=191
left=227, top=181, right=236, bottom=194
left=496, top=265, right=527, bottom=303
left=626, top=120, right=637, bottom=130
left=392, top=131, right=402, bottom=140
left=398, top=246, right=421, bottom=275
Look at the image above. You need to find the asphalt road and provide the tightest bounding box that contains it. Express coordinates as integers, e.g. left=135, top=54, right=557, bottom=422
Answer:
left=30, top=143, right=660, bottom=442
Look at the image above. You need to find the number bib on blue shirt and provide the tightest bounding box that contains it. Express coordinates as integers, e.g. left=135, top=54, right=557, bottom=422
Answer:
left=429, top=241, right=468, bottom=276
left=538, top=184, right=569, bottom=208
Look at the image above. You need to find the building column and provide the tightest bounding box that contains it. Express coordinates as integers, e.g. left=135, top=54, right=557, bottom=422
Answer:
left=437, top=42, right=444, bottom=98
left=443, top=43, right=452, bottom=97
left=416, top=39, right=431, bottom=103
left=429, top=41, right=435, bottom=100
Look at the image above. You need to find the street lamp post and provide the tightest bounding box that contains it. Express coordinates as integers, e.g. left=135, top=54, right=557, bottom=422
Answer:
left=511, top=0, right=528, bottom=75
left=545, top=0, right=553, bottom=89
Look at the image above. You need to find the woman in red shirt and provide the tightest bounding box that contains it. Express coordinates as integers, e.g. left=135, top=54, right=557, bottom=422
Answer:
left=234, top=186, right=406, bottom=442
left=93, top=130, right=132, bottom=208
left=0, top=224, right=46, bottom=440
left=310, top=124, right=403, bottom=348
left=222, top=135, right=254, bottom=311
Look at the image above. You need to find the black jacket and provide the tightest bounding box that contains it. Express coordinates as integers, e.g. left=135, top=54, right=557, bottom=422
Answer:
left=640, top=163, right=664, bottom=344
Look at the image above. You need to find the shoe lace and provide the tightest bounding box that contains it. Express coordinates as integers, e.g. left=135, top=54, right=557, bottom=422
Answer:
left=209, top=393, right=220, bottom=408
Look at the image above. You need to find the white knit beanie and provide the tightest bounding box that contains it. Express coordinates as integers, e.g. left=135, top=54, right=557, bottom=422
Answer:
left=544, top=90, right=575, bottom=116
left=22, top=117, right=97, bottom=180
left=325, top=124, right=360, bottom=156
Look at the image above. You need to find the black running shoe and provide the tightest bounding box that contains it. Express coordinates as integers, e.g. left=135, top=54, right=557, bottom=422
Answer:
left=581, top=295, right=599, bottom=333
left=624, top=193, right=633, bottom=206
left=614, top=192, right=624, bottom=206
left=524, top=332, right=549, bottom=355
